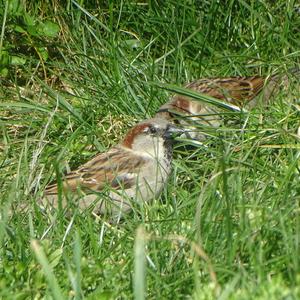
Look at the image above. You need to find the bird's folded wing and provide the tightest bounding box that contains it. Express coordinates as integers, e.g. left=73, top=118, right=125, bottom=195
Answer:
left=185, top=76, right=267, bottom=104
left=44, top=146, right=147, bottom=195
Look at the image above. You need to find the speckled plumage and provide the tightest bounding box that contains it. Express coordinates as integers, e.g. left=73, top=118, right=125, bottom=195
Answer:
left=42, top=118, right=177, bottom=219
left=156, top=69, right=299, bottom=140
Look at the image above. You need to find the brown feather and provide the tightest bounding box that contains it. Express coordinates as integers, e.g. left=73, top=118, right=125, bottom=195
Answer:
left=45, top=146, right=147, bottom=195
left=185, top=75, right=268, bottom=105
left=155, top=71, right=300, bottom=141
left=122, top=123, right=149, bottom=148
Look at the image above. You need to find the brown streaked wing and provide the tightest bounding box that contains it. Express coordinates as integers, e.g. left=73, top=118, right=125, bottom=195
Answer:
left=186, top=76, right=268, bottom=105
left=45, top=146, right=147, bottom=195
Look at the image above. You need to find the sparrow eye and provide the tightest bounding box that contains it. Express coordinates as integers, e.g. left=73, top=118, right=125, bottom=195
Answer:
left=149, top=125, right=158, bottom=134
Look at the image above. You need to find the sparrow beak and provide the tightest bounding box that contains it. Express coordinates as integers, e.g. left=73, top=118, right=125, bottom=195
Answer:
left=164, top=124, right=186, bottom=139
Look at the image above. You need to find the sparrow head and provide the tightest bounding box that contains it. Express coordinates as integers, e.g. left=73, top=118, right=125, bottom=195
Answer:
left=121, top=118, right=182, bottom=157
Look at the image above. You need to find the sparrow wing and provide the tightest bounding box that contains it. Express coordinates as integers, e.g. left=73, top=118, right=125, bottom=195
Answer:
left=186, top=76, right=268, bottom=105
left=156, top=75, right=271, bottom=120
left=45, top=146, right=147, bottom=195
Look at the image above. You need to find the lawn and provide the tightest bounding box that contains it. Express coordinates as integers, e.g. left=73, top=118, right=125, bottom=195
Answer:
left=0, top=1, right=300, bottom=299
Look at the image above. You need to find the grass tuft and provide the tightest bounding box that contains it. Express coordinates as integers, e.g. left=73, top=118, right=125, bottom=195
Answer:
left=0, top=0, right=300, bottom=298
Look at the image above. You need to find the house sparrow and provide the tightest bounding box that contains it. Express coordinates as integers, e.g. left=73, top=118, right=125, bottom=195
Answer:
left=42, top=118, right=182, bottom=220
left=156, top=69, right=300, bottom=140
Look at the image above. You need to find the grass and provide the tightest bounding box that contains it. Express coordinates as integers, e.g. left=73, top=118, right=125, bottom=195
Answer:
left=1, top=0, right=300, bottom=299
